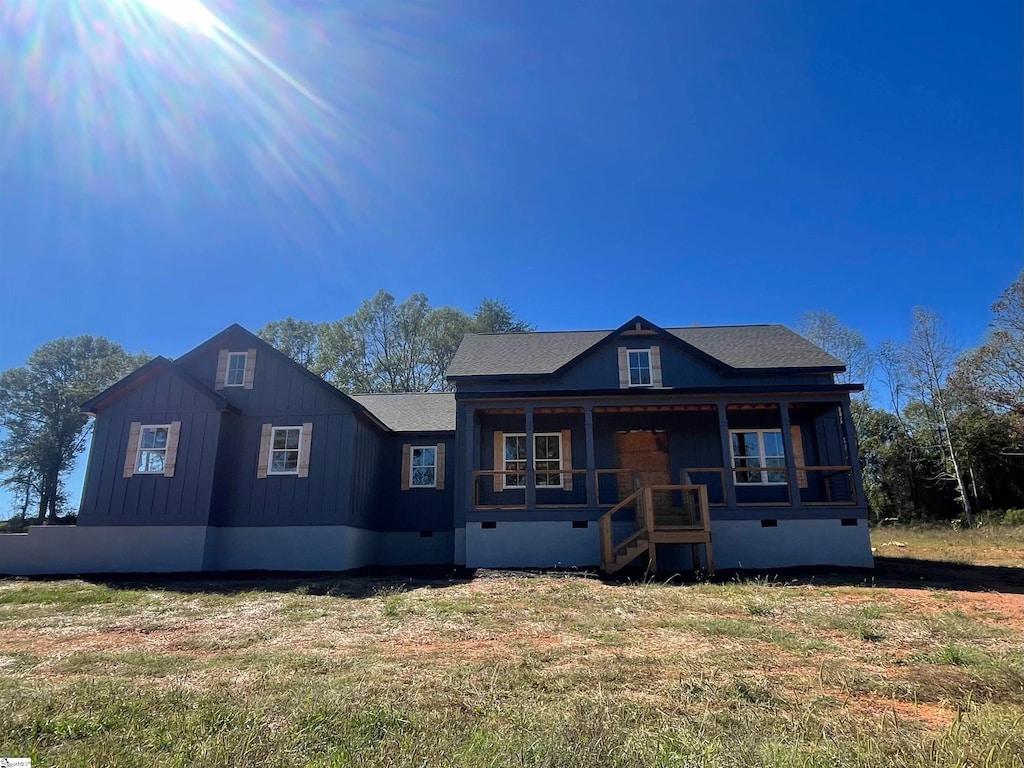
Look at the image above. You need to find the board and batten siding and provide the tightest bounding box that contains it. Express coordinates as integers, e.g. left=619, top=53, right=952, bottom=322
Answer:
left=379, top=434, right=456, bottom=533
left=78, top=370, right=222, bottom=527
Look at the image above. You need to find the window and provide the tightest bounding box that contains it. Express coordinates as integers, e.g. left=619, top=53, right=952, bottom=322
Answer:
left=730, top=429, right=787, bottom=485
left=136, top=425, right=170, bottom=474
left=410, top=446, right=437, bottom=488
left=225, top=352, right=247, bottom=387
left=269, top=426, right=302, bottom=475
left=627, top=349, right=652, bottom=387
left=503, top=433, right=562, bottom=489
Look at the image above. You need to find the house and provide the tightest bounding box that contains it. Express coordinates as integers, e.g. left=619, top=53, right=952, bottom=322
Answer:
left=0, top=317, right=874, bottom=575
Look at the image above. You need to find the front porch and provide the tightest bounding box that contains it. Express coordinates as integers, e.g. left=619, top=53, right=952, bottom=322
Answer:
left=457, top=395, right=866, bottom=572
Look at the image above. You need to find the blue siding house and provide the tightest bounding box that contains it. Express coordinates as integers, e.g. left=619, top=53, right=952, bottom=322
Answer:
left=0, top=316, right=873, bottom=575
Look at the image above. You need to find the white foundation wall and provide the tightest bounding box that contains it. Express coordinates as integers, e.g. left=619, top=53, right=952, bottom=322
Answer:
left=207, top=526, right=377, bottom=571
left=0, top=525, right=468, bottom=575
left=465, top=521, right=599, bottom=568
left=710, top=518, right=874, bottom=569
left=376, top=531, right=455, bottom=566
left=0, top=526, right=208, bottom=575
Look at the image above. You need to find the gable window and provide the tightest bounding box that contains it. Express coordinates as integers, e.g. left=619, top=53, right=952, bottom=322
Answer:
left=410, top=446, right=437, bottom=488
left=730, top=429, right=787, bottom=485
left=225, top=352, right=247, bottom=387
left=628, top=349, right=652, bottom=387
left=503, top=433, right=563, bottom=489
left=269, top=426, right=302, bottom=475
left=216, top=348, right=257, bottom=391
left=136, top=425, right=170, bottom=474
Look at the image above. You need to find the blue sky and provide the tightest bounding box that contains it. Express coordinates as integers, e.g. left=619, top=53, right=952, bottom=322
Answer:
left=0, top=0, right=1020, bottom=512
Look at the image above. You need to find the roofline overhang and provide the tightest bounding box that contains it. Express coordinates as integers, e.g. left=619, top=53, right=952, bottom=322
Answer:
left=454, top=383, right=864, bottom=400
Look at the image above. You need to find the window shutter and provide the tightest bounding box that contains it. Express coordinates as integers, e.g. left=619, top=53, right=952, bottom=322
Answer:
left=493, top=431, right=504, bottom=492
left=401, top=444, right=411, bottom=491
left=791, top=425, right=808, bottom=489
left=123, top=422, right=142, bottom=478
left=435, top=443, right=446, bottom=490
left=215, top=350, right=229, bottom=390
left=617, top=347, right=629, bottom=388
left=163, top=421, right=181, bottom=477
left=560, top=429, right=573, bottom=491
left=256, top=423, right=272, bottom=479
left=243, top=348, right=257, bottom=390
left=650, top=346, right=663, bottom=388
left=298, top=422, right=313, bottom=478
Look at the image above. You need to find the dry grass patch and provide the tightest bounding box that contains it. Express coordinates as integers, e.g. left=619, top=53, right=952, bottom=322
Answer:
left=1, top=530, right=1023, bottom=766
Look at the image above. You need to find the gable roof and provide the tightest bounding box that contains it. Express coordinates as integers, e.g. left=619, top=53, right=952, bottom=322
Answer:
left=447, top=322, right=844, bottom=379
left=351, top=393, right=456, bottom=432
left=81, top=356, right=234, bottom=415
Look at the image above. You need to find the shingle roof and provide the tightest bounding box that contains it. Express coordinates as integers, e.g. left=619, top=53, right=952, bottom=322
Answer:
left=667, top=326, right=844, bottom=370
left=446, top=324, right=843, bottom=378
left=351, top=393, right=456, bottom=432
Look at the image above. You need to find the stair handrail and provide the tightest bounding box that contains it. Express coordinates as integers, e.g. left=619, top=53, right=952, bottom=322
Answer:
left=598, top=487, right=644, bottom=569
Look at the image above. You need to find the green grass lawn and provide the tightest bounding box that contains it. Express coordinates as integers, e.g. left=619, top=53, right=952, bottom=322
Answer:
left=1, top=528, right=1022, bottom=767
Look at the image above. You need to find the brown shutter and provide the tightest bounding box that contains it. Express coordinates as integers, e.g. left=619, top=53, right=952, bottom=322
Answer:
left=560, top=429, right=573, bottom=491
left=401, top=444, right=411, bottom=491
left=791, top=425, right=808, bottom=489
left=298, top=422, right=313, bottom=478
left=493, top=431, right=504, bottom=492
left=163, top=421, right=181, bottom=477
left=123, top=422, right=142, bottom=478
left=243, top=348, right=257, bottom=390
left=256, top=423, right=272, bottom=479
left=215, top=350, right=229, bottom=390
left=650, top=346, right=663, bottom=388
left=435, top=443, right=446, bottom=490
left=617, top=347, right=629, bottom=388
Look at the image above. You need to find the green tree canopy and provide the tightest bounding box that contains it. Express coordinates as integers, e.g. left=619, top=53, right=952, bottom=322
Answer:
left=0, top=337, right=149, bottom=522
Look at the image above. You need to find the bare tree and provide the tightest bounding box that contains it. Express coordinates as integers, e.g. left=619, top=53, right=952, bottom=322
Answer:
left=796, top=311, right=873, bottom=389
left=902, top=308, right=972, bottom=524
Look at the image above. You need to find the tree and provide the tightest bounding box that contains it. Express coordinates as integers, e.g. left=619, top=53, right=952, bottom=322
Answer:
left=955, top=272, right=1024, bottom=425
left=258, top=292, right=533, bottom=393
left=901, top=308, right=973, bottom=524
left=256, top=318, right=363, bottom=390
left=796, top=311, right=873, bottom=388
left=0, top=337, right=148, bottom=523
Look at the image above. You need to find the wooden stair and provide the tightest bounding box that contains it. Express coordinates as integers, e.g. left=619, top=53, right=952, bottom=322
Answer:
left=598, top=484, right=715, bottom=576
left=605, top=530, right=650, bottom=573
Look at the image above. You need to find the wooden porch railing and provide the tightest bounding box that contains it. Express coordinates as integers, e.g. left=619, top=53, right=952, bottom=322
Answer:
left=598, top=485, right=713, bottom=575
left=472, top=469, right=589, bottom=509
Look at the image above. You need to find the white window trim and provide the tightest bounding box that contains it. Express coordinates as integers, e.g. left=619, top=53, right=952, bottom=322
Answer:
left=268, top=425, right=302, bottom=476
left=409, top=445, right=438, bottom=489
left=136, top=424, right=172, bottom=475
left=729, top=428, right=788, bottom=486
left=502, top=433, right=563, bottom=490
left=225, top=352, right=247, bottom=387
left=627, top=348, right=653, bottom=388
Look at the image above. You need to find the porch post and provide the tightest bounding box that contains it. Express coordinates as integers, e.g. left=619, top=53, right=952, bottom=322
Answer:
left=464, top=405, right=476, bottom=512
left=584, top=405, right=596, bottom=508
left=840, top=398, right=865, bottom=507
left=525, top=406, right=536, bottom=510
left=778, top=401, right=802, bottom=508
left=716, top=403, right=737, bottom=508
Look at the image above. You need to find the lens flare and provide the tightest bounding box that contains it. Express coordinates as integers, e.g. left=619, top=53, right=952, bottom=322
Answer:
left=0, top=0, right=458, bottom=240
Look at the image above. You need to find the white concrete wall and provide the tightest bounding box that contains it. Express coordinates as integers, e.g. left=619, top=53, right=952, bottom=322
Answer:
left=208, top=526, right=376, bottom=571
left=710, top=518, right=874, bottom=569
left=465, top=521, right=599, bottom=568
left=0, top=526, right=208, bottom=575
left=376, top=531, right=455, bottom=566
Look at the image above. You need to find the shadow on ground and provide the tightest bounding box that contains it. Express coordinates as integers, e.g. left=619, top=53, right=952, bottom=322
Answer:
left=6, top=557, right=1021, bottom=597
